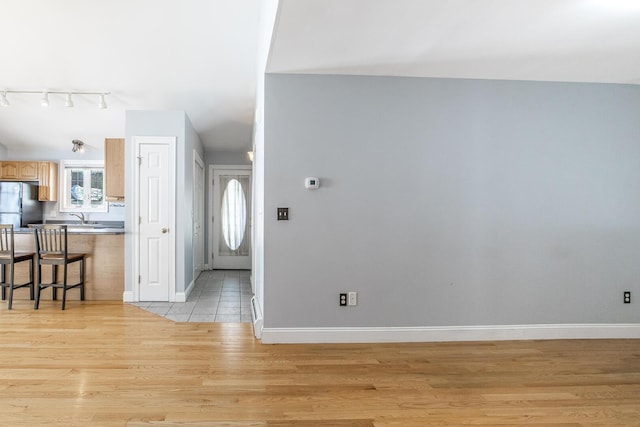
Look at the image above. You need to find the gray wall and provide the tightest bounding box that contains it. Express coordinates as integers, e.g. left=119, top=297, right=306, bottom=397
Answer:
left=205, top=150, right=251, bottom=166
left=7, top=146, right=104, bottom=161
left=124, top=110, right=203, bottom=297
left=264, top=73, right=640, bottom=328
left=183, top=115, right=205, bottom=290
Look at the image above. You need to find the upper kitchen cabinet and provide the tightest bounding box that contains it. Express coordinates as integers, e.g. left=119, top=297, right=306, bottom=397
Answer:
left=104, top=138, right=125, bottom=201
left=37, top=162, right=58, bottom=202
left=0, top=160, right=57, bottom=201
left=0, top=161, right=39, bottom=181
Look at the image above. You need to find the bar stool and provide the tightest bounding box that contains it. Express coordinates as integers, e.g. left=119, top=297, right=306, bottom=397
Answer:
left=0, top=224, right=35, bottom=309
left=32, top=225, right=86, bottom=310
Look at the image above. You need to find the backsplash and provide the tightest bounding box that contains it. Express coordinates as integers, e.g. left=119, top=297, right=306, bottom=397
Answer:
left=43, top=201, right=125, bottom=222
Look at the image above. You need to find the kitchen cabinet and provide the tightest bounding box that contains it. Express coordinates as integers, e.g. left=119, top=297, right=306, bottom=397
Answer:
left=0, top=160, right=57, bottom=201
left=37, top=161, right=58, bottom=201
left=104, top=138, right=125, bottom=201
left=0, top=161, right=39, bottom=180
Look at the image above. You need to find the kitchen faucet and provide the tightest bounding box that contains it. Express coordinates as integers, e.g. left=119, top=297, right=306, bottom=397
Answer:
left=70, top=212, right=86, bottom=224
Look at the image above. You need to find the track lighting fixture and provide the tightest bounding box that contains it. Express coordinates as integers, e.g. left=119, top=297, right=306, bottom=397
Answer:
left=71, top=139, right=85, bottom=153
left=0, top=90, right=110, bottom=109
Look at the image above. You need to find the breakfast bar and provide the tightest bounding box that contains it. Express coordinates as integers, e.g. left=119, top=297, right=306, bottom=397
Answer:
left=9, top=226, right=124, bottom=302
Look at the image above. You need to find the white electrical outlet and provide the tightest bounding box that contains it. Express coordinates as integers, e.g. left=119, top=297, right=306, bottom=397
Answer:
left=348, top=292, right=357, bottom=306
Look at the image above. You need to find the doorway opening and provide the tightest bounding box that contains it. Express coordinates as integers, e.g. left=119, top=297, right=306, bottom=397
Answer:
left=210, top=165, right=252, bottom=270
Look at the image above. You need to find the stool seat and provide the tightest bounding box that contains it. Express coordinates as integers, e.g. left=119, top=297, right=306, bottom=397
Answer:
left=0, top=225, right=35, bottom=309
left=0, top=252, right=37, bottom=262
left=31, top=225, right=86, bottom=310
left=39, top=253, right=85, bottom=262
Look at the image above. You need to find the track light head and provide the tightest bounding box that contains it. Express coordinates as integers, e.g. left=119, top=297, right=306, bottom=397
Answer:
left=41, top=92, right=49, bottom=107
left=0, top=92, right=8, bottom=107
left=98, top=93, right=107, bottom=109
left=65, top=93, right=74, bottom=108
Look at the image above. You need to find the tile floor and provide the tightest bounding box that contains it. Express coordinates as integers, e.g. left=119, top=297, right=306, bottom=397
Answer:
left=130, top=270, right=252, bottom=323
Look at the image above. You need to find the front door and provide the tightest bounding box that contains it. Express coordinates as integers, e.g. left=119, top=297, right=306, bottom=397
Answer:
left=137, top=137, right=175, bottom=301
left=211, top=165, right=252, bottom=269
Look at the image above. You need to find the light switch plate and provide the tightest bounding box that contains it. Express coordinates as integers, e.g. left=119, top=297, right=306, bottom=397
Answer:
left=277, top=207, right=289, bottom=220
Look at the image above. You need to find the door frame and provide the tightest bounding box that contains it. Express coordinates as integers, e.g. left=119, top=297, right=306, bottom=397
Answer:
left=133, top=136, right=177, bottom=302
left=208, top=164, right=252, bottom=270
left=193, top=150, right=205, bottom=279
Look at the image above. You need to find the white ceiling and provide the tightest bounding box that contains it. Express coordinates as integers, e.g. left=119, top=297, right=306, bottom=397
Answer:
left=0, top=0, right=260, bottom=152
left=269, top=0, right=640, bottom=83
left=2, top=0, right=639, bottom=154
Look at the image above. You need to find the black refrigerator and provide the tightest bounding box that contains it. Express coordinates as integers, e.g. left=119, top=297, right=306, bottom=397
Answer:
left=0, top=182, right=43, bottom=229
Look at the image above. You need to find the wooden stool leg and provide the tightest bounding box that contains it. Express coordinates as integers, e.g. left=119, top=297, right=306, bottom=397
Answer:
left=34, top=262, right=42, bottom=310
left=80, top=258, right=85, bottom=301
left=1, top=264, right=5, bottom=301
left=29, top=258, right=34, bottom=300
left=52, top=265, right=57, bottom=301
left=61, top=263, right=68, bottom=310
left=8, top=263, right=14, bottom=310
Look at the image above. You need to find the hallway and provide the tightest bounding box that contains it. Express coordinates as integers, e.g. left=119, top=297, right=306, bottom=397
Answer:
left=130, top=270, right=252, bottom=322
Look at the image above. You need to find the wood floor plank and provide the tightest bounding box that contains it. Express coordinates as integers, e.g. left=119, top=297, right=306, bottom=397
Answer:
left=0, top=301, right=639, bottom=426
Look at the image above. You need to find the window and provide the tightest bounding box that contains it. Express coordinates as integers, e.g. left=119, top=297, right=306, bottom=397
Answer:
left=221, top=178, right=247, bottom=252
left=59, top=160, right=107, bottom=212
left=218, top=175, right=250, bottom=256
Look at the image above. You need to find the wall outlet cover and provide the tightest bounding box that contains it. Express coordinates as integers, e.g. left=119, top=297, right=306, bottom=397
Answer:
left=339, top=293, right=347, bottom=306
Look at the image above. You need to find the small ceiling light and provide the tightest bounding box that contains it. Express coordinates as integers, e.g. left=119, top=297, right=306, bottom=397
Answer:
left=0, top=92, right=8, bottom=107
left=41, top=92, right=49, bottom=107
left=98, top=93, right=107, bottom=109
left=71, top=139, right=85, bottom=153
left=247, top=150, right=254, bottom=162
left=65, top=93, right=74, bottom=108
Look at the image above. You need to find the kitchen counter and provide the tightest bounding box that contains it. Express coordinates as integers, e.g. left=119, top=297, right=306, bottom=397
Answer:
left=15, top=227, right=124, bottom=235
left=15, top=221, right=125, bottom=235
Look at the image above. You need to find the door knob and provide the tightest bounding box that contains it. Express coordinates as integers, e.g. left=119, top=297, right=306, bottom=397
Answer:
left=161, top=227, right=169, bottom=234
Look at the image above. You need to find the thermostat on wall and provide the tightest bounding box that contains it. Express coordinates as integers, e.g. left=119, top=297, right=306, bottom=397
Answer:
left=305, top=177, right=320, bottom=190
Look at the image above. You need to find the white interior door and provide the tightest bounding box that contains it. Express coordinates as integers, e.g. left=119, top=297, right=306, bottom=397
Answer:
left=136, top=137, right=175, bottom=301
left=211, top=165, right=252, bottom=269
left=193, top=151, right=205, bottom=277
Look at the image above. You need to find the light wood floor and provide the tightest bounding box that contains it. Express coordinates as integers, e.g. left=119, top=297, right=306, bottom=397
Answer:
left=1, top=300, right=639, bottom=426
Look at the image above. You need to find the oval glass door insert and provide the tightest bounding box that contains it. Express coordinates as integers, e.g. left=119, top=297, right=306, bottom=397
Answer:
left=221, top=178, right=247, bottom=251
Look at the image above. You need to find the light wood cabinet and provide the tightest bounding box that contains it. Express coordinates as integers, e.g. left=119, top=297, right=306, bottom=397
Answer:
left=19, top=162, right=39, bottom=180
left=104, top=138, right=125, bottom=201
left=0, top=162, right=19, bottom=179
left=0, top=161, right=38, bottom=180
left=37, top=161, right=58, bottom=201
left=0, top=160, right=58, bottom=201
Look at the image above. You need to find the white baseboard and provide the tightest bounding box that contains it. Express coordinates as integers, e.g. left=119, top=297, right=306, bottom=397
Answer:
left=122, top=291, right=134, bottom=303
left=175, top=279, right=195, bottom=303
left=250, top=296, right=263, bottom=339
left=260, top=323, right=640, bottom=344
